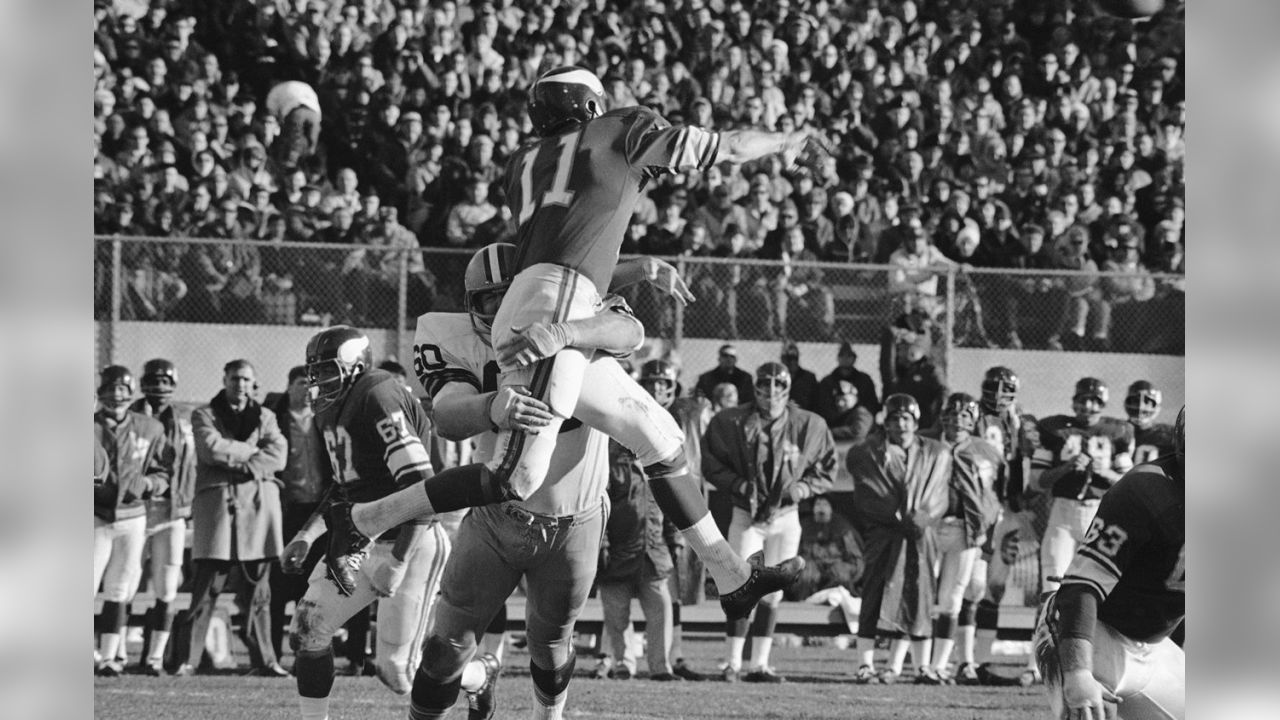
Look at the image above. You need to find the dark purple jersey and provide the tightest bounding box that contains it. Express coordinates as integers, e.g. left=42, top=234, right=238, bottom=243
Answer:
left=947, top=436, right=1007, bottom=547
left=1060, top=456, right=1184, bottom=642
left=505, top=106, right=721, bottom=292
left=1132, top=423, right=1176, bottom=464
left=1033, top=414, right=1134, bottom=500
left=317, top=369, right=434, bottom=505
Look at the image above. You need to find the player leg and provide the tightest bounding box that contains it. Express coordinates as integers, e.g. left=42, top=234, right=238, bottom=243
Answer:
left=372, top=523, right=451, bottom=695
left=93, top=517, right=114, bottom=666
left=96, top=515, right=147, bottom=675
left=289, top=550, right=383, bottom=720
left=521, top=506, right=604, bottom=720
left=408, top=507, right=524, bottom=720
left=570, top=357, right=801, bottom=619
left=1114, top=633, right=1184, bottom=720
left=144, top=519, right=186, bottom=673
left=597, top=578, right=636, bottom=678
left=1040, top=498, right=1079, bottom=594
left=746, top=510, right=801, bottom=681
left=955, top=554, right=989, bottom=683
left=721, top=508, right=763, bottom=679
left=929, top=520, right=973, bottom=680
left=637, top=573, right=674, bottom=678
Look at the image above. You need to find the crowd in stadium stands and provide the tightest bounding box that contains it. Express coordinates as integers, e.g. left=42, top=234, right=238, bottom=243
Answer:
left=92, top=0, right=1184, bottom=352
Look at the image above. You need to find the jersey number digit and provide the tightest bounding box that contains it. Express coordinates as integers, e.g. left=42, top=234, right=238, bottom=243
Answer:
left=1082, top=516, right=1129, bottom=557
left=376, top=411, right=412, bottom=443
left=413, top=343, right=446, bottom=381
left=517, top=130, right=582, bottom=226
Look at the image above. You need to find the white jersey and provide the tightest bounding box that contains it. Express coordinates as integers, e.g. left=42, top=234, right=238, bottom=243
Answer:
left=413, top=312, right=609, bottom=517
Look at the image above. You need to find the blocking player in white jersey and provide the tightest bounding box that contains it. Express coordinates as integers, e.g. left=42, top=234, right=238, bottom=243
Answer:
left=323, top=67, right=819, bottom=622
left=404, top=243, right=687, bottom=720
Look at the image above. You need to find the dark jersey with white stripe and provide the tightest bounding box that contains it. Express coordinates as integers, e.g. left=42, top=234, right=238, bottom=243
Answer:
left=1060, top=456, right=1184, bottom=642
left=1132, top=422, right=1176, bottom=464
left=317, top=369, right=434, bottom=507
left=505, top=106, right=721, bottom=292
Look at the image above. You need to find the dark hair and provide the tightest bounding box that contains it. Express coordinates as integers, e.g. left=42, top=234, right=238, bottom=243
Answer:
left=224, top=358, right=254, bottom=374
left=378, top=359, right=407, bottom=377
left=287, top=365, right=308, bottom=383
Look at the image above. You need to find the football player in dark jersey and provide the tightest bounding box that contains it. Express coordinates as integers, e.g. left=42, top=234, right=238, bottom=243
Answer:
left=1034, top=406, right=1184, bottom=720
left=1124, top=381, right=1176, bottom=464
left=920, top=393, right=1007, bottom=685
left=1032, top=378, right=1135, bottom=595
left=285, top=326, right=450, bottom=720
left=326, top=66, right=820, bottom=626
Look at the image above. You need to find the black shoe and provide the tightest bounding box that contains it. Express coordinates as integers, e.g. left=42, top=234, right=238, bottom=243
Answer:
left=467, top=653, right=501, bottom=720
left=915, top=666, right=945, bottom=685
left=324, top=501, right=373, bottom=596
left=743, top=667, right=786, bottom=683
left=250, top=662, right=291, bottom=678
left=141, top=659, right=165, bottom=677
left=975, top=662, right=1022, bottom=687
left=672, top=661, right=707, bottom=682
left=718, top=551, right=805, bottom=620
left=649, top=672, right=684, bottom=682
left=609, top=665, right=632, bottom=680
left=95, top=660, right=124, bottom=677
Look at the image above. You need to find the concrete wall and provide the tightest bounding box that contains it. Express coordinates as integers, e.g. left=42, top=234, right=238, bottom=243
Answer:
left=98, top=322, right=1183, bottom=425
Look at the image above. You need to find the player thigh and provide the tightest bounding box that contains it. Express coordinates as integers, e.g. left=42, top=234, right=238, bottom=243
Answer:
left=94, top=517, right=115, bottom=594
left=1041, top=499, right=1082, bottom=584
left=727, top=507, right=765, bottom=559
left=965, top=556, right=989, bottom=604
left=1112, top=631, right=1185, bottom=720
left=432, top=508, right=525, bottom=648
left=935, top=521, right=973, bottom=615
left=376, top=524, right=452, bottom=670
left=147, top=520, right=186, bottom=601
left=523, top=510, right=604, bottom=666
left=571, top=357, right=686, bottom=466
left=100, top=516, right=147, bottom=602
left=757, top=510, right=801, bottom=606
left=290, top=551, right=381, bottom=653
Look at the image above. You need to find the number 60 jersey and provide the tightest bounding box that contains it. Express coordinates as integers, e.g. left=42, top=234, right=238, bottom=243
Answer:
left=412, top=312, right=610, bottom=518
left=1059, top=455, right=1185, bottom=643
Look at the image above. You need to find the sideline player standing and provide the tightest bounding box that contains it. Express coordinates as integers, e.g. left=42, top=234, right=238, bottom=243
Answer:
left=284, top=327, right=450, bottom=720
left=130, top=359, right=197, bottom=675
left=405, top=244, right=684, bottom=719
left=1124, top=381, right=1176, bottom=464
left=919, top=393, right=1006, bottom=683
left=1034, top=406, right=1185, bottom=720
left=326, top=65, right=826, bottom=620
left=1032, top=378, right=1135, bottom=595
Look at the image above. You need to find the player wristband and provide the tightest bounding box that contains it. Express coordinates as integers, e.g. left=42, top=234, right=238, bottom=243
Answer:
left=483, top=391, right=500, bottom=432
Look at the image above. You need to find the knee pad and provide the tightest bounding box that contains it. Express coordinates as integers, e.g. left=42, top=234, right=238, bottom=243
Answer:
left=530, top=650, right=575, bottom=699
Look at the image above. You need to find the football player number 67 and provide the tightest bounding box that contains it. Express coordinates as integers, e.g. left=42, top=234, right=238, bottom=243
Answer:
left=517, top=130, right=582, bottom=226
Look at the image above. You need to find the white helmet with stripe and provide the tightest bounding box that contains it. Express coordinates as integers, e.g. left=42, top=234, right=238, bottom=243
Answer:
left=528, top=66, right=606, bottom=137
left=464, top=243, right=517, bottom=344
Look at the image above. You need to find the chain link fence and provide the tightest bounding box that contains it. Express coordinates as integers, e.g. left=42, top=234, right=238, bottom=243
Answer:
left=95, top=235, right=1184, bottom=391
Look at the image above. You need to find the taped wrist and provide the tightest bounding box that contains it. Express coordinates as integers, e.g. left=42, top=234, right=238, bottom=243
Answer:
left=1053, top=585, right=1099, bottom=641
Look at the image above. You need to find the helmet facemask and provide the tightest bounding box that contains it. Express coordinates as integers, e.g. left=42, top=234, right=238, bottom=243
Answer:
left=465, top=282, right=510, bottom=346
left=1124, top=388, right=1162, bottom=428
left=306, top=358, right=363, bottom=414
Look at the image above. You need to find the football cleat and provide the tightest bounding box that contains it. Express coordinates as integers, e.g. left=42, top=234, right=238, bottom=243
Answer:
left=672, top=659, right=707, bottom=682
left=853, top=665, right=878, bottom=684
left=719, top=551, right=805, bottom=620
left=466, top=653, right=501, bottom=720
left=744, top=666, right=786, bottom=683
left=323, top=500, right=373, bottom=596
left=94, top=660, right=124, bottom=677
left=915, top=666, right=945, bottom=685
left=954, top=662, right=980, bottom=685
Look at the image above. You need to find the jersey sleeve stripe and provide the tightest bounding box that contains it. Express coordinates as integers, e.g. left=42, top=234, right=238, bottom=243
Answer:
left=424, top=369, right=481, bottom=398
left=1059, top=574, right=1109, bottom=600
left=698, top=130, right=722, bottom=168
left=1061, top=554, right=1120, bottom=599
left=387, top=439, right=433, bottom=482
left=1077, top=545, right=1123, bottom=579
left=673, top=127, right=693, bottom=169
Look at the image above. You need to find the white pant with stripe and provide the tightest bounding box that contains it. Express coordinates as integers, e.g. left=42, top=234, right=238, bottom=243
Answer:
left=489, top=263, right=686, bottom=499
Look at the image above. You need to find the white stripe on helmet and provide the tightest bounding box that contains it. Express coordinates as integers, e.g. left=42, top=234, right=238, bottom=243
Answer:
left=537, top=68, right=605, bottom=96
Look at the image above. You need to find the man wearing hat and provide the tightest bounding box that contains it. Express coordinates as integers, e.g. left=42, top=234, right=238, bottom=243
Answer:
left=703, top=362, right=836, bottom=682
left=817, top=341, right=880, bottom=423
left=695, top=344, right=754, bottom=405
left=779, top=342, right=819, bottom=413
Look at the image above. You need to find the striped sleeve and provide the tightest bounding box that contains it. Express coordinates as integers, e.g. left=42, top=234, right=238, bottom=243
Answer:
left=625, top=108, right=721, bottom=173
left=385, top=435, right=434, bottom=485
left=423, top=368, right=481, bottom=399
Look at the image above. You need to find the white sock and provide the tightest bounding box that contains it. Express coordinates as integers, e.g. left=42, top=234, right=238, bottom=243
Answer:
left=724, top=636, right=745, bottom=671
left=889, top=639, right=910, bottom=674
left=352, top=484, right=434, bottom=537
left=680, top=514, right=750, bottom=592
left=931, top=638, right=955, bottom=671
left=530, top=689, right=567, bottom=720
left=99, top=633, right=122, bottom=664
left=148, top=630, right=171, bottom=663
left=460, top=658, right=486, bottom=693
left=911, top=639, right=932, bottom=674
left=298, top=695, right=329, bottom=720
left=480, top=633, right=506, bottom=666
left=960, top=625, right=977, bottom=665
left=858, top=648, right=875, bottom=669
left=748, top=636, right=773, bottom=670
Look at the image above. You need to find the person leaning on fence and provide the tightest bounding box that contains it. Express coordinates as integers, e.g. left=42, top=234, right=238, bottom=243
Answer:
left=172, top=359, right=288, bottom=678
left=703, top=362, right=837, bottom=683
left=95, top=365, right=172, bottom=677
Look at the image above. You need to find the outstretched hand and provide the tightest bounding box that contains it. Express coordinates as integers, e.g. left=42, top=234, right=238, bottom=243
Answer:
left=496, top=322, right=573, bottom=368
left=783, top=133, right=833, bottom=177
left=641, top=257, right=696, bottom=305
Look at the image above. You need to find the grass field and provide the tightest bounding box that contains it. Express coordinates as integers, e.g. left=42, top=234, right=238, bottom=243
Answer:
left=94, top=637, right=1048, bottom=719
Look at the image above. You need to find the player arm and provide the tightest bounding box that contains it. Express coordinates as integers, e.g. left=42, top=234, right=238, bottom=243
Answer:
left=364, top=386, right=436, bottom=487
left=714, top=129, right=809, bottom=166
left=1053, top=583, right=1101, bottom=674
left=792, top=421, right=837, bottom=502
left=431, top=381, right=497, bottom=441
left=496, top=295, right=644, bottom=367
left=952, top=454, right=990, bottom=548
